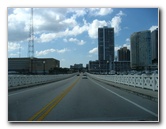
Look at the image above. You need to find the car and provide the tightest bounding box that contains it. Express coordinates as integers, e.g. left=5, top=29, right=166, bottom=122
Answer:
left=82, top=74, right=87, bottom=79
left=83, top=73, right=86, bottom=76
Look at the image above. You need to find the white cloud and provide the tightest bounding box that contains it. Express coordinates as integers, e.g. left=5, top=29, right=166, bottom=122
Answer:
left=126, top=38, right=130, bottom=42
left=149, top=25, right=158, bottom=32
left=116, top=42, right=130, bottom=50
left=89, top=47, right=98, bottom=54
left=8, top=8, right=30, bottom=23
left=68, top=25, right=88, bottom=36
left=110, top=10, right=125, bottom=34
left=68, top=38, right=86, bottom=45
left=115, top=46, right=121, bottom=53
left=88, top=19, right=107, bottom=39
left=123, top=43, right=130, bottom=50
left=78, top=40, right=86, bottom=45
left=39, top=33, right=56, bottom=43
left=35, top=48, right=69, bottom=56
left=8, top=8, right=32, bottom=42
left=8, top=8, right=124, bottom=45
left=37, top=23, right=89, bottom=43
left=8, top=8, right=79, bottom=43
left=98, top=8, right=113, bottom=16
left=87, top=10, right=124, bottom=39
left=89, top=8, right=113, bottom=16
left=67, top=8, right=87, bottom=18
left=35, top=49, right=55, bottom=56
left=8, top=42, right=21, bottom=51
left=33, top=8, right=67, bottom=31
left=114, top=38, right=130, bottom=56
left=59, top=16, right=77, bottom=27
left=117, top=10, right=125, bottom=16
left=110, top=16, right=122, bottom=34
left=68, top=38, right=78, bottom=42
left=61, top=18, right=111, bottom=40
left=57, top=48, right=70, bottom=53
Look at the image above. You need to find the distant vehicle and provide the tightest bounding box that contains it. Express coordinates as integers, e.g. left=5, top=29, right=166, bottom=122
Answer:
left=82, top=73, right=87, bottom=79
left=83, top=73, right=87, bottom=76
left=77, top=74, right=80, bottom=76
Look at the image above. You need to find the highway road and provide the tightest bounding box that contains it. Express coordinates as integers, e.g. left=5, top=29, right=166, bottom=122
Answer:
left=8, top=73, right=158, bottom=122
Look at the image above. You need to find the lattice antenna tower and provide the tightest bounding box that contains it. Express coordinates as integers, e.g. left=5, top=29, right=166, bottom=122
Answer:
left=28, top=8, right=34, bottom=58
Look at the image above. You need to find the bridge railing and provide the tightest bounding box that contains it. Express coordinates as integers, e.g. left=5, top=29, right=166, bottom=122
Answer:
left=8, top=74, right=76, bottom=89
left=88, top=73, right=158, bottom=91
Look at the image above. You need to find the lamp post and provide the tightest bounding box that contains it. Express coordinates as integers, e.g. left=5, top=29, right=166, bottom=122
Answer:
left=43, top=61, right=45, bottom=75
left=99, top=64, right=100, bottom=74
left=30, top=57, right=33, bottom=74
left=107, top=60, right=109, bottom=74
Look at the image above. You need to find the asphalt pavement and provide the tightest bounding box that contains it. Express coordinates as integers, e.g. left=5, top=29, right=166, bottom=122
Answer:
left=8, top=74, right=158, bottom=122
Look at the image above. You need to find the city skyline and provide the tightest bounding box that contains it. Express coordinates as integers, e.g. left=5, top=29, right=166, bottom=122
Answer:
left=8, top=8, right=158, bottom=68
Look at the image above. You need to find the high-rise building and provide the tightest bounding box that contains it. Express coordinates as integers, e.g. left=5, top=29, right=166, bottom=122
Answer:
left=118, top=47, right=130, bottom=61
left=98, top=26, right=114, bottom=72
left=130, top=30, right=152, bottom=70
left=98, top=26, right=114, bottom=61
left=151, top=28, right=158, bottom=64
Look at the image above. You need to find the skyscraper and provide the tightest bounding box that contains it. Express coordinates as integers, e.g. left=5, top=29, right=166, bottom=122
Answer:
left=98, top=26, right=114, bottom=72
left=130, top=30, right=151, bottom=70
left=98, top=26, right=114, bottom=61
left=151, top=28, right=158, bottom=63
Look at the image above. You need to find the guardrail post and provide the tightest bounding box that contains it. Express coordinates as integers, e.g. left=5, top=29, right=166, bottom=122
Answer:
left=142, top=74, right=144, bottom=89
left=152, top=74, right=155, bottom=91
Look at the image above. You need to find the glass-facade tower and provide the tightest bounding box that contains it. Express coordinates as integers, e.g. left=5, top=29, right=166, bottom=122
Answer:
left=98, top=27, right=114, bottom=62
left=98, top=26, right=114, bottom=72
left=130, top=30, right=151, bottom=70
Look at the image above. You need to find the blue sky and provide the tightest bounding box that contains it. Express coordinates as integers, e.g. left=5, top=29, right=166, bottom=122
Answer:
left=8, top=8, right=158, bottom=68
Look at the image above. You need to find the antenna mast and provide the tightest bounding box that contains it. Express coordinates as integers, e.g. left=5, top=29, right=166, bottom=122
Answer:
left=28, top=8, right=34, bottom=58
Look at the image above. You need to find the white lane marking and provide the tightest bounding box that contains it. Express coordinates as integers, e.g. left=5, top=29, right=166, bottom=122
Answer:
left=89, top=77, right=158, bottom=117
left=8, top=86, right=40, bottom=97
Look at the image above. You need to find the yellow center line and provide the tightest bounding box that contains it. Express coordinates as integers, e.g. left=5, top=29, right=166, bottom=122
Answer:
left=28, top=77, right=80, bottom=121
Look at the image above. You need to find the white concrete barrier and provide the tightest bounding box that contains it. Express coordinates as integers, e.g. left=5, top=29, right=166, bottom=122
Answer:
left=8, top=74, right=76, bottom=90
left=88, top=73, right=158, bottom=91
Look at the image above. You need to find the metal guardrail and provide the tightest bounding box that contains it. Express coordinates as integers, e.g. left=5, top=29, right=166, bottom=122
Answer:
left=88, top=73, right=158, bottom=91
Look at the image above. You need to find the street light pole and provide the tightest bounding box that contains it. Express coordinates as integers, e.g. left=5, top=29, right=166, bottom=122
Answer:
left=107, top=60, right=109, bottom=74
left=30, top=57, right=33, bottom=74
left=43, top=61, right=45, bottom=75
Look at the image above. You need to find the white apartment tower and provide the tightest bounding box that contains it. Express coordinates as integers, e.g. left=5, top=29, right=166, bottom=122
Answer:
left=130, top=30, right=152, bottom=70
left=151, top=28, right=158, bottom=63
